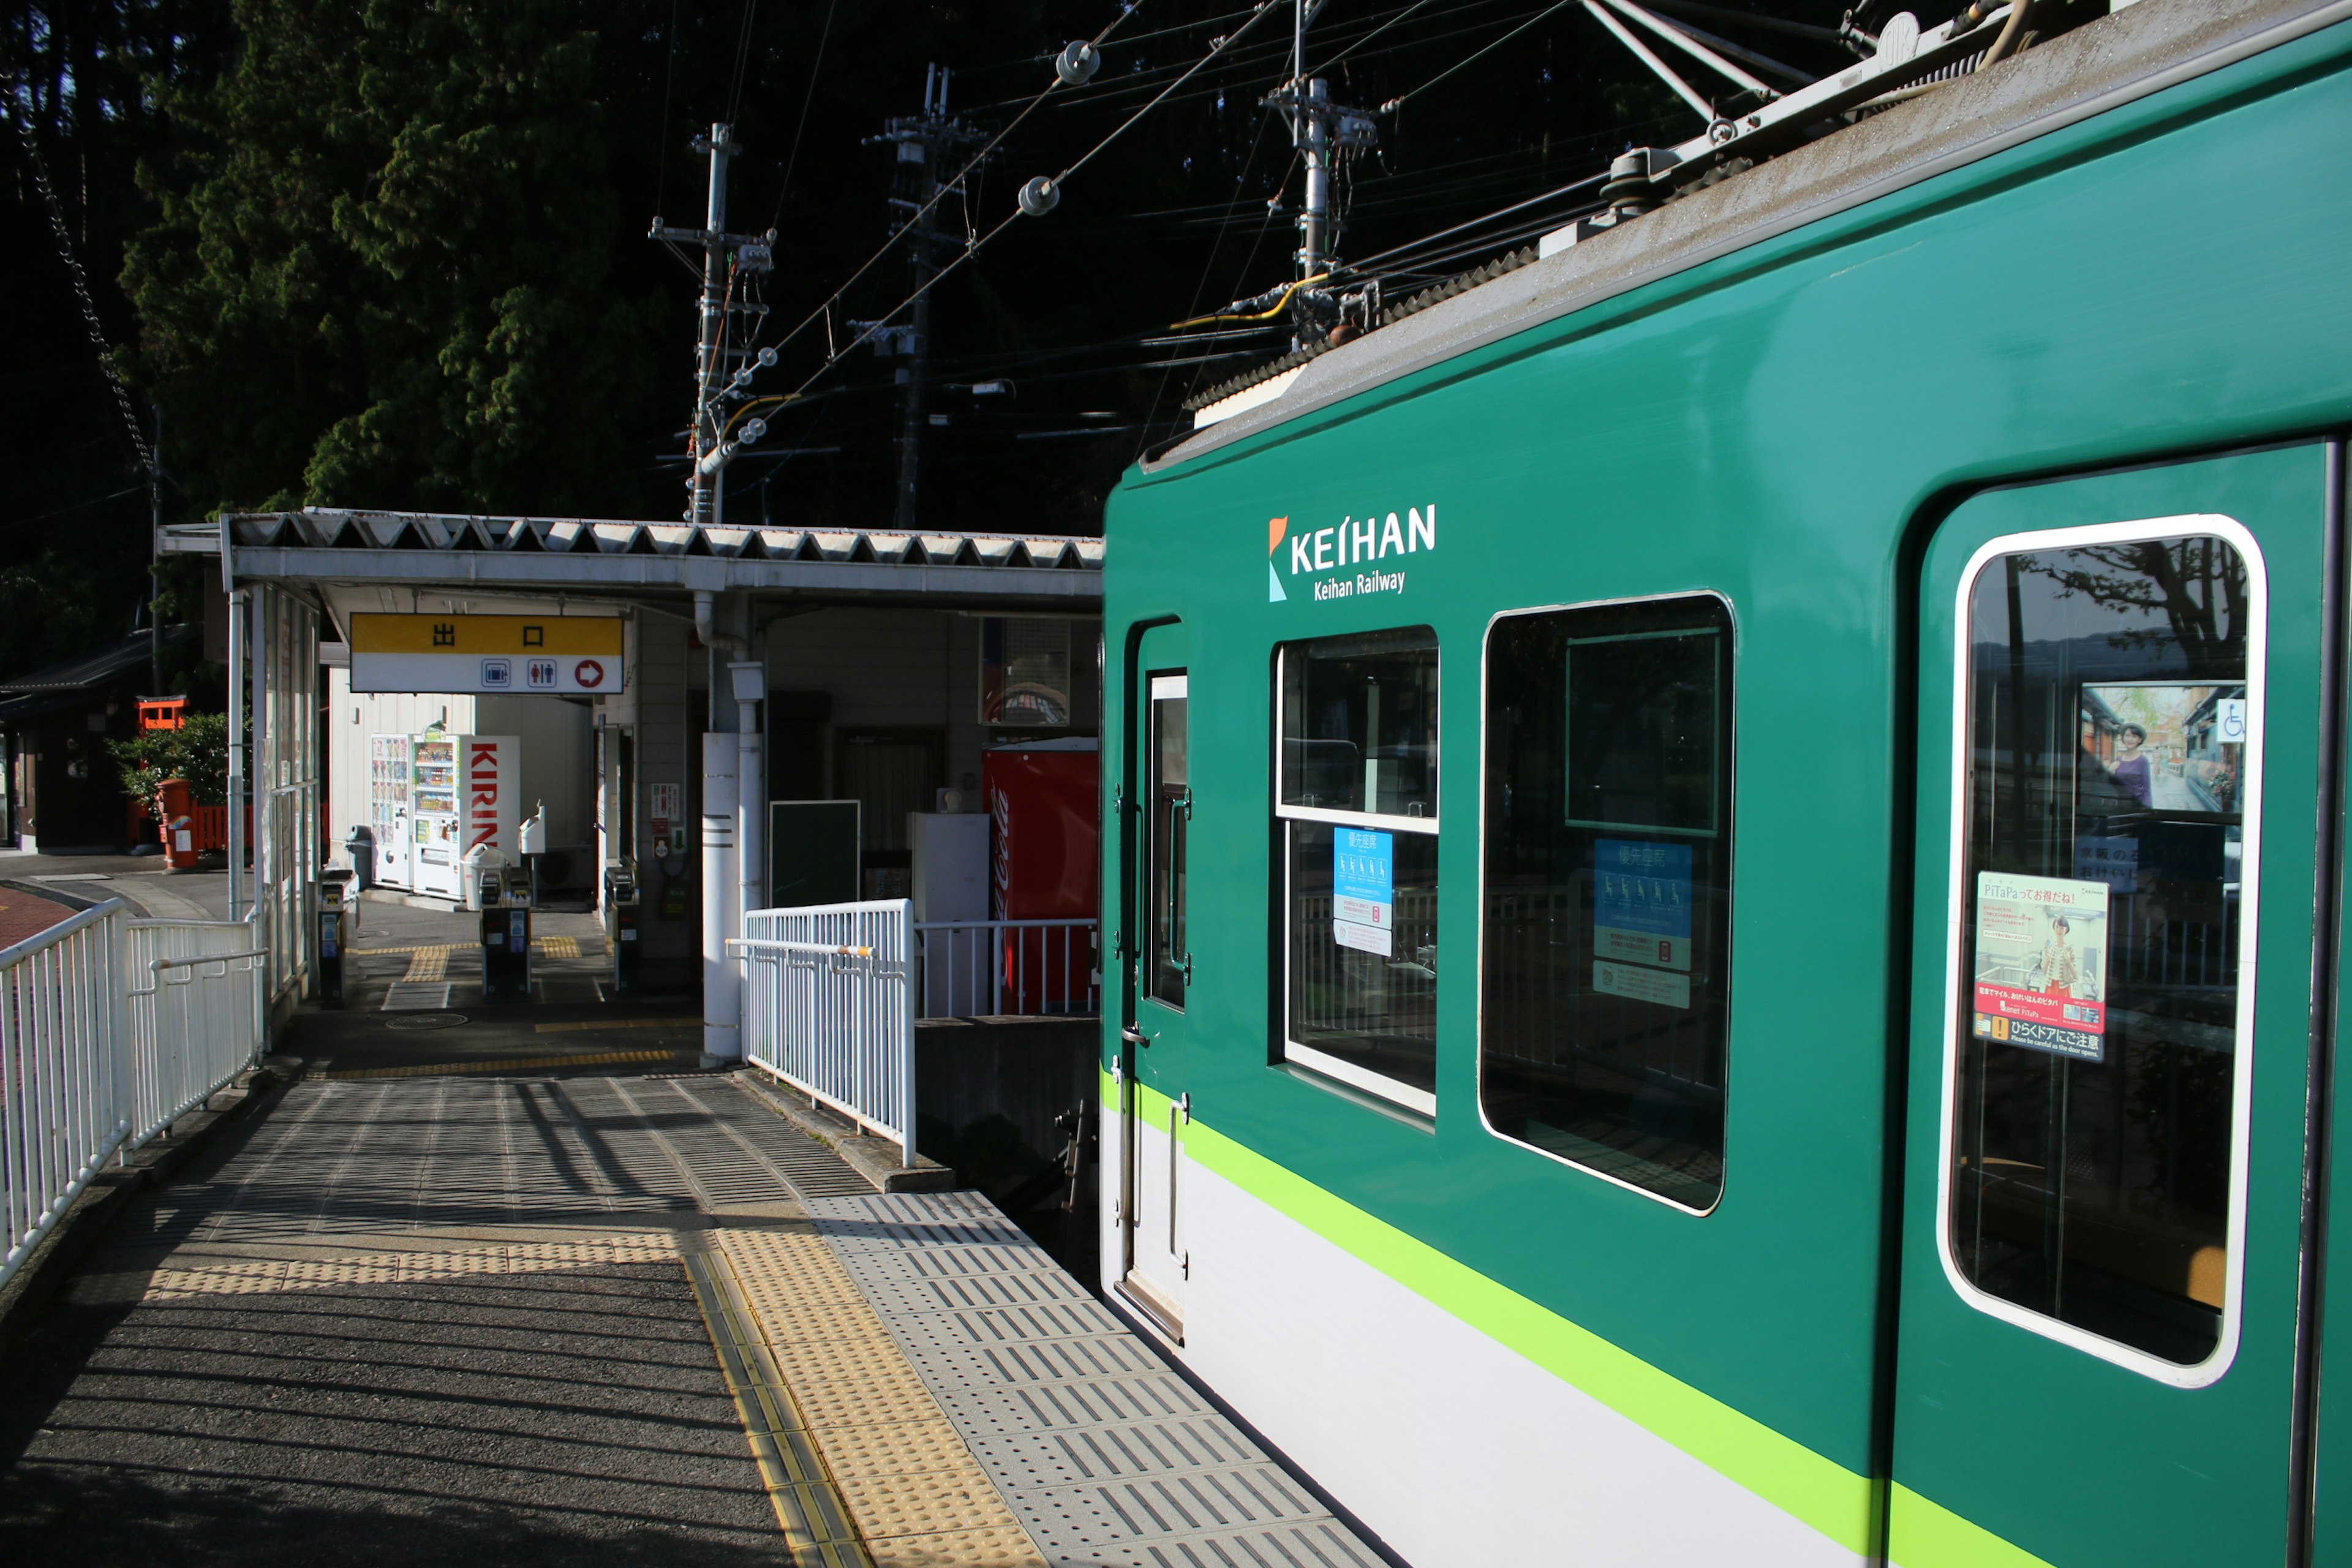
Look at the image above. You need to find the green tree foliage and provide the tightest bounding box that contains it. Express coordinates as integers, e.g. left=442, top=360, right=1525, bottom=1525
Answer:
left=124, top=0, right=663, bottom=517
left=107, top=708, right=232, bottom=816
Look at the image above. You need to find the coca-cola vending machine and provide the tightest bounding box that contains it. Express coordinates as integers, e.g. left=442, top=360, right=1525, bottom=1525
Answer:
left=982, top=739, right=1099, bottom=1012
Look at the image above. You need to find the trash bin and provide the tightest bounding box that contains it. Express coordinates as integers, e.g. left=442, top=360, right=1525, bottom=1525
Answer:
left=346, top=824, right=377, bottom=892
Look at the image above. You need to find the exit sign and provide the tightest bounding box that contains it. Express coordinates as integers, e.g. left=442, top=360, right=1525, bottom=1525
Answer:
left=348, top=614, right=624, bottom=695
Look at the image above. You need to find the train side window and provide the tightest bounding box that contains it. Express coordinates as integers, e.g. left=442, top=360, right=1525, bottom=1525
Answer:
left=1276, top=628, right=1439, bottom=1115
left=1480, top=596, right=1732, bottom=1212
left=1945, top=532, right=2259, bottom=1367
left=1148, top=673, right=1189, bottom=1009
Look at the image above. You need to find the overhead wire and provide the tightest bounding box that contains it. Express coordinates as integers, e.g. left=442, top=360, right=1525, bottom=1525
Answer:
left=769, top=0, right=839, bottom=227
left=654, top=0, right=681, bottom=217
left=767, top=0, right=1289, bottom=410
left=740, top=2, right=1155, bottom=370
left=725, top=0, right=762, bottom=126
left=1379, top=0, right=1581, bottom=115
left=5, top=75, right=151, bottom=472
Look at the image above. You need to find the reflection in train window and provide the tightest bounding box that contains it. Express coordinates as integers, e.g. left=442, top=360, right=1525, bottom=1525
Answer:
left=1953, top=534, right=2256, bottom=1366
left=1148, top=673, right=1189, bottom=1010
left=1276, top=628, right=1439, bottom=1115
left=1481, top=597, right=1733, bottom=1211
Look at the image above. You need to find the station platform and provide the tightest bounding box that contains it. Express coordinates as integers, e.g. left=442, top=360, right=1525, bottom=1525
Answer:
left=0, top=1049, right=1384, bottom=1564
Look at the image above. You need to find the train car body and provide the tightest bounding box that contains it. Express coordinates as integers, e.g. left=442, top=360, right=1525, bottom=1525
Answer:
left=1095, top=2, right=2352, bottom=1564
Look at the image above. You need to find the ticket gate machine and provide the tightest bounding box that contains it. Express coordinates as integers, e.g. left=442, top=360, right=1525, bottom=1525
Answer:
left=479, top=862, right=533, bottom=1000
left=315, top=869, right=353, bottom=1008
left=603, top=862, right=641, bottom=996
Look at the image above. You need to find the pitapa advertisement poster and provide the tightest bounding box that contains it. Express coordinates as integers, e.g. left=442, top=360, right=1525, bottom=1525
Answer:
left=1972, top=871, right=2111, bottom=1062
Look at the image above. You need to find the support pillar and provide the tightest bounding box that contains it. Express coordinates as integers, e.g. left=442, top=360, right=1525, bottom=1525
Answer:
left=700, top=731, right=741, bottom=1065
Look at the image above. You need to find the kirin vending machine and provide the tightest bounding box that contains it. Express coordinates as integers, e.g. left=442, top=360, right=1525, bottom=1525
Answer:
left=982, top=739, right=1099, bottom=1012
left=410, top=733, right=518, bottom=900
left=369, top=733, right=413, bottom=889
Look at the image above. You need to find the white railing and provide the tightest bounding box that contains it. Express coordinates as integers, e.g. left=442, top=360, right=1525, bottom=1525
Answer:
left=1, top=902, right=270, bottom=1292
left=124, top=918, right=270, bottom=1152
left=912, top=918, right=1100, bottom=1018
left=1, top=902, right=127, bottom=1289
left=733, top=900, right=917, bottom=1167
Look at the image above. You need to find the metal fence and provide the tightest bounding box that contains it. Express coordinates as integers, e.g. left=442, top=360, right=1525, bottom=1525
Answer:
left=912, top=919, right=1100, bottom=1017
left=734, top=900, right=917, bottom=1167
left=123, top=917, right=270, bottom=1153
left=1, top=902, right=269, bottom=1294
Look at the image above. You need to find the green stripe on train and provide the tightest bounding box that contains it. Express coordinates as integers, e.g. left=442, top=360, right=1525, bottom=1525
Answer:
left=1104, top=1070, right=1890, bottom=1555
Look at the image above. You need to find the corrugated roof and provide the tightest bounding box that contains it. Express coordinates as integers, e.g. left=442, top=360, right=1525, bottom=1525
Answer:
left=172, top=511, right=1104, bottom=571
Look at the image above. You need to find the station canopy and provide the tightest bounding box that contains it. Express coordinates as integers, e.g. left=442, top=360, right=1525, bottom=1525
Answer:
left=164, top=509, right=1103, bottom=619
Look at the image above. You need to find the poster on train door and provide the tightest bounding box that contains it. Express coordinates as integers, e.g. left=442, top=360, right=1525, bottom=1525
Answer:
left=1333, top=828, right=1395, bottom=957
left=1972, top=871, right=2110, bottom=1062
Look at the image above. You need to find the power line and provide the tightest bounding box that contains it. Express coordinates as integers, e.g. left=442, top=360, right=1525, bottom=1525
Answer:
left=769, top=0, right=839, bottom=228
left=725, top=0, right=763, bottom=126
left=1379, top=0, right=1580, bottom=115
left=654, top=0, right=682, bottom=217
left=6, top=75, right=152, bottom=473
left=740, top=4, right=1155, bottom=377
left=759, top=2, right=1293, bottom=414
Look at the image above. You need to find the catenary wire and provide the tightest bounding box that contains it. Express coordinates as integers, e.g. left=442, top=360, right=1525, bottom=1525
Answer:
left=1379, top=0, right=1580, bottom=114
left=6, top=76, right=153, bottom=471
left=770, top=0, right=839, bottom=228
left=767, top=1, right=1287, bottom=409
left=741, top=2, right=1153, bottom=368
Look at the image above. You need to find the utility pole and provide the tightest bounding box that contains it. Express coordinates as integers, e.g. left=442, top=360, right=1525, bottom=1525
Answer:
left=1261, top=6, right=1377, bottom=347
left=865, top=67, right=986, bottom=534
left=650, top=124, right=774, bottom=526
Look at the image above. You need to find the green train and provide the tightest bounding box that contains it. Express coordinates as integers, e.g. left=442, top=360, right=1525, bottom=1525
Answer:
left=1093, top=2, right=2352, bottom=1564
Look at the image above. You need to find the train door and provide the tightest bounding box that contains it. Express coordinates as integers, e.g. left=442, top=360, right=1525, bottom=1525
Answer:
left=1118, top=621, right=1192, bottom=1341
left=1888, top=445, right=2337, bottom=1567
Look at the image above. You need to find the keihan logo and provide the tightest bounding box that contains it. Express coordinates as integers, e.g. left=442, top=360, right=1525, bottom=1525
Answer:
left=1267, top=506, right=1435, bottom=605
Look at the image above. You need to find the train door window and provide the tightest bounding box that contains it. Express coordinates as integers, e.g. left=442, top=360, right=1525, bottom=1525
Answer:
left=1149, top=673, right=1189, bottom=1009
left=1944, top=528, right=2261, bottom=1369
left=1275, top=628, right=1439, bottom=1115
left=1480, top=596, right=1733, bottom=1212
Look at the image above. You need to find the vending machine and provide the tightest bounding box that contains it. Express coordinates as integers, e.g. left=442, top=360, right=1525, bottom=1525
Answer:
left=368, top=733, right=413, bottom=889
left=982, top=739, right=1100, bottom=1012
left=410, top=733, right=518, bottom=901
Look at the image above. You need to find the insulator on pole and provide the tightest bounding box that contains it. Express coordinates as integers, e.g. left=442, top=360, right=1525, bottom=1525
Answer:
left=1017, top=176, right=1061, bottom=217
left=1055, top=40, right=1101, bottom=86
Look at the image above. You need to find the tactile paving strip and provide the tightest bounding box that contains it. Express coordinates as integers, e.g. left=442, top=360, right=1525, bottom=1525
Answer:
left=148, top=1231, right=677, bottom=1296
left=717, top=1226, right=1050, bottom=1567
left=801, top=1192, right=1387, bottom=1567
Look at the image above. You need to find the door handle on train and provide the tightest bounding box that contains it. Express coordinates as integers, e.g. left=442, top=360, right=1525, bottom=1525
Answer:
left=1121, top=1024, right=1150, bottom=1049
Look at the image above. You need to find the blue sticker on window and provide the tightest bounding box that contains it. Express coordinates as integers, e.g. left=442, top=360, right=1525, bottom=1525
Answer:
left=1595, top=839, right=1693, bottom=974
left=1334, top=827, right=1395, bottom=957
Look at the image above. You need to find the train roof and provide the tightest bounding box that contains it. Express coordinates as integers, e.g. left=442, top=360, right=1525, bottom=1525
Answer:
left=1141, top=0, right=2341, bottom=475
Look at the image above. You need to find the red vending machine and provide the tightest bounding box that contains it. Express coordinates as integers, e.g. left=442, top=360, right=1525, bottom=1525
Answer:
left=982, top=739, right=1099, bottom=1013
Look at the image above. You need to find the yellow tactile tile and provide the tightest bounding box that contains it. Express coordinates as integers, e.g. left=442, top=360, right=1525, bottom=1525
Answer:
left=146, top=1234, right=676, bottom=1298
left=835, top=1470, right=1024, bottom=1537
left=772, top=1338, right=938, bottom=1393
left=807, top=1419, right=975, bottom=1478
left=710, top=1226, right=1048, bottom=1566
left=747, top=1295, right=894, bottom=1343
left=790, top=1380, right=959, bottom=1432
left=863, top=1525, right=1049, bottom=1567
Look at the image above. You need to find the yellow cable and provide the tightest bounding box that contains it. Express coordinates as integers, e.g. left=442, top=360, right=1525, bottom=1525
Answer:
left=1167, top=273, right=1329, bottom=331
left=720, top=395, right=793, bottom=443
